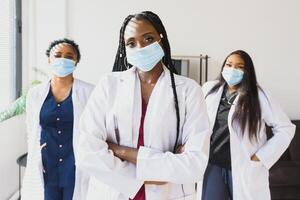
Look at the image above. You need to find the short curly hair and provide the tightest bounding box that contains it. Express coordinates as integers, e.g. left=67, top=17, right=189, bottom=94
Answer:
left=46, top=38, right=81, bottom=62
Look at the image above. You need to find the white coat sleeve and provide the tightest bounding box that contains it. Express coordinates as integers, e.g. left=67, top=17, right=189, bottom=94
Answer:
left=136, top=82, right=211, bottom=184
left=76, top=78, right=143, bottom=199
left=255, top=91, right=296, bottom=169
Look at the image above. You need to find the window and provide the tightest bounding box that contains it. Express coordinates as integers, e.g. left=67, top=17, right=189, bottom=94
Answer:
left=0, top=0, right=22, bottom=111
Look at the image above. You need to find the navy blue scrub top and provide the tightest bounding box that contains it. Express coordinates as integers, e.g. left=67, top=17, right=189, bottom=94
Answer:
left=39, top=88, right=75, bottom=187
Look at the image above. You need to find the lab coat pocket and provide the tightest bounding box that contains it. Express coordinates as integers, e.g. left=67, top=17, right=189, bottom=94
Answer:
left=40, top=143, right=47, bottom=166
left=246, top=160, right=269, bottom=188
left=40, top=142, right=48, bottom=183
left=167, top=183, right=196, bottom=200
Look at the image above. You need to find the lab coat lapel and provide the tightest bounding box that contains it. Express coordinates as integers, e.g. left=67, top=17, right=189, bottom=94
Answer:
left=143, top=70, right=166, bottom=147
left=228, top=94, right=244, bottom=164
left=72, top=79, right=83, bottom=149
left=228, top=94, right=250, bottom=152
left=143, top=67, right=184, bottom=147
left=209, top=84, right=225, bottom=126
left=32, top=80, right=51, bottom=135
left=116, top=68, right=137, bottom=147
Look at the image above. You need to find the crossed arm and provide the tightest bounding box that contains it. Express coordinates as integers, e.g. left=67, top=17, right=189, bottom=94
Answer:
left=107, top=142, right=185, bottom=185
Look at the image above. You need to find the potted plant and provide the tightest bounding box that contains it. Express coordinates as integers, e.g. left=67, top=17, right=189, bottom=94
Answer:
left=0, top=68, right=49, bottom=122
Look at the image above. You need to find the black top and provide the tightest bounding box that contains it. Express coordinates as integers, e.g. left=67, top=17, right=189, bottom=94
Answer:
left=209, top=88, right=237, bottom=169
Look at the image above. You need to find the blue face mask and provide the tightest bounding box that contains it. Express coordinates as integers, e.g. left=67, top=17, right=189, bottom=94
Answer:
left=51, top=58, right=76, bottom=77
left=126, top=41, right=165, bottom=72
left=222, top=66, right=244, bottom=86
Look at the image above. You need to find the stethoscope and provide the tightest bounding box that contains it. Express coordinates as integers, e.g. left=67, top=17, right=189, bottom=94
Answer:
left=221, top=92, right=237, bottom=105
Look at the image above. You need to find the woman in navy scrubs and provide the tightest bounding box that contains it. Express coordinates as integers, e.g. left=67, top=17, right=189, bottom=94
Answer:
left=22, top=38, right=94, bottom=200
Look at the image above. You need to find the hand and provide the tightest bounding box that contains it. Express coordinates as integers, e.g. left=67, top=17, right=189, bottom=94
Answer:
left=107, top=142, right=168, bottom=184
left=251, top=154, right=260, bottom=161
left=145, top=181, right=167, bottom=185
left=175, top=144, right=185, bottom=154
left=107, top=142, right=120, bottom=154
left=107, top=141, right=138, bottom=164
left=107, top=141, right=125, bottom=162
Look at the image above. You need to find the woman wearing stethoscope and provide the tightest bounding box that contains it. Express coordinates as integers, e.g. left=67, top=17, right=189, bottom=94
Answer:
left=200, top=50, right=295, bottom=200
left=22, top=38, right=94, bottom=200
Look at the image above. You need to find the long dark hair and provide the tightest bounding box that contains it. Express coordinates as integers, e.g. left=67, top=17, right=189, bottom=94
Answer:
left=207, top=50, right=261, bottom=141
left=112, top=11, right=180, bottom=152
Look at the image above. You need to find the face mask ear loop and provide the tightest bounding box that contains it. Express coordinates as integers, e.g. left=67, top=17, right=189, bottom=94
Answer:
left=120, top=53, right=130, bottom=70
left=158, top=34, right=164, bottom=66
left=124, top=56, right=129, bottom=70
left=157, top=33, right=164, bottom=44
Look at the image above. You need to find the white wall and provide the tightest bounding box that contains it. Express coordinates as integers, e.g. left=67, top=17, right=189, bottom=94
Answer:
left=0, top=115, right=27, bottom=199
left=23, top=0, right=300, bottom=119
left=0, top=0, right=14, bottom=111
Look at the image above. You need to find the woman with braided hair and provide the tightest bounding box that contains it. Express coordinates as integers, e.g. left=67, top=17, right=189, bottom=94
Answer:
left=77, top=11, right=211, bottom=200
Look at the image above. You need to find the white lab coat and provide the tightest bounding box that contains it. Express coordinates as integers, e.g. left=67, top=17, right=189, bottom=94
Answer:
left=199, top=80, right=295, bottom=200
left=21, top=78, right=94, bottom=200
left=76, top=66, right=211, bottom=200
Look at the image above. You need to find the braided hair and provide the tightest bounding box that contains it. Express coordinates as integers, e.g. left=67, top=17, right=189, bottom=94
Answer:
left=46, top=38, right=81, bottom=63
left=113, top=11, right=180, bottom=153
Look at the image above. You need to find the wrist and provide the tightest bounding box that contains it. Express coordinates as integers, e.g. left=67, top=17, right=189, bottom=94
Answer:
left=116, top=146, right=126, bottom=159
